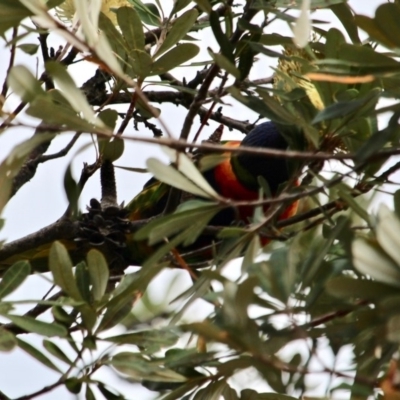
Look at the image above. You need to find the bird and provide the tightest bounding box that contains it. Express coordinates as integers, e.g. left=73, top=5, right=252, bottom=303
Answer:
left=124, top=121, right=298, bottom=264
left=0, top=121, right=298, bottom=271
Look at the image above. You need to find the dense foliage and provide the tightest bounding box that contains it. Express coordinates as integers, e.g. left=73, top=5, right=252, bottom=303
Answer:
left=1, top=0, right=400, bottom=399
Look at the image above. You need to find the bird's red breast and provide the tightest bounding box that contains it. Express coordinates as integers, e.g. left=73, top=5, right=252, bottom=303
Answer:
left=212, top=140, right=298, bottom=234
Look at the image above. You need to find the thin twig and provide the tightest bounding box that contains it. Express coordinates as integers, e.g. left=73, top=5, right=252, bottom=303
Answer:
left=37, top=132, right=81, bottom=163
left=1, top=27, right=18, bottom=99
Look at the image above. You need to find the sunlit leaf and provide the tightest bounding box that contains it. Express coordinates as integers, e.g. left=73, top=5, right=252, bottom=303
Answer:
left=162, top=147, right=220, bottom=198
left=376, top=204, right=400, bottom=267
left=353, top=239, right=400, bottom=288
left=146, top=158, right=214, bottom=198
left=293, top=0, right=311, bottom=48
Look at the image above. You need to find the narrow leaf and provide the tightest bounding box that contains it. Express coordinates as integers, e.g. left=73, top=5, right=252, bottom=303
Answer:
left=209, top=10, right=234, bottom=61
left=209, top=50, right=240, bottom=78
left=0, top=261, right=30, bottom=299
left=87, top=249, right=109, bottom=301
left=46, top=61, right=106, bottom=129
left=17, top=338, right=61, bottom=372
left=146, top=158, right=213, bottom=198
left=49, top=241, right=83, bottom=301
left=43, top=339, right=73, bottom=365
left=150, top=43, right=199, bottom=75
left=376, top=204, right=400, bottom=267
left=162, top=147, right=220, bottom=198
left=8, top=65, right=46, bottom=102
left=117, top=6, right=145, bottom=51
left=6, top=314, right=67, bottom=337
left=156, top=9, right=198, bottom=57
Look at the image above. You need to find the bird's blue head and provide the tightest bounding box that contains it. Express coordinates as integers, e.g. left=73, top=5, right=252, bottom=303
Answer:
left=234, top=121, right=290, bottom=194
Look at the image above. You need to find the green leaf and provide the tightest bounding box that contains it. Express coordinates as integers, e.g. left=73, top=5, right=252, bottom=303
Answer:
left=110, top=352, right=187, bottom=382
left=128, top=50, right=153, bottom=79
left=209, top=50, right=240, bottom=79
left=85, top=385, right=96, bottom=400
left=353, top=238, right=400, bottom=288
left=171, top=0, right=192, bottom=15
left=63, top=164, right=80, bottom=218
left=337, top=188, right=370, bottom=223
left=228, top=87, right=292, bottom=125
left=156, top=9, right=199, bottom=57
left=17, top=338, right=61, bottom=372
left=330, top=3, right=360, bottom=44
left=162, top=146, right=220, bottom=198
left=209, top=10, right=234, bottom=62
left=87, top=249, right=109, bottom=301
left=98, top=137, right=124, bottom=162
left=26, top=96, right=98, bottom=132
left=394, top=190, right=400, bottom=219
left=117, top=6, right=145, bottom=51
left=75, top=262, right=92, bottom=303
left=326, top=277, right=400, bottom=299
left=237, top=40, right=255, bottom=81
left=0, top=328, right=16, bottom=352
left=135, top=203, right=221, bottom=245
left=98, top=12, right=126, bottom=61
left=49, top=241, right=83, bottom=301
left=79, top=304, right=98, bottom=332
left=97, top=384, right=125, bottom=400
left=355, top=15, right=397, bottom=49
left=52, top=306, right=75, bottom=326
left=17, top=43, right=39, bottom=55
left=146, top=158, right=215, bottom=199
left=0, top=0, right=32, bottom=36
left=5, top=314, right=67, bottom=337
left=104, top=329, right=179, bottom=349
left=0, top=260, right=30, bottom=299
left=0, top=133, right=54, bottom=215
left=259, top=33, right=293, bottom=46
left=355, top=126, right=394, bottom=164
left=127, top=0, right=161, bottom=26
left=98, top=109, right=119, bottom=130
left=45, top=61, right=106, bottom=129
left=376, top=204, right=400, bottom=267
left=241, top=391, right=298, bottom=400
left=43, top=339, right=73, bottom=365
left=65, top=378, right=82, bottom=394
left=312, top=90, right=381, bottom=124
left=375, top=3, right=400, bottom=49
left=150, top=43, right=200, bottom=75
left=193, top=0, right=211, bottom=14
left=8, top=65, right=46, bottom=102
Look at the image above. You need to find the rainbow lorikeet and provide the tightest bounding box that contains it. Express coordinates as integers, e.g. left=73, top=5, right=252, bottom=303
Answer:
left=0, top=121, right=298, bottom=270
left=124, top=121, right=298, bottom=264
